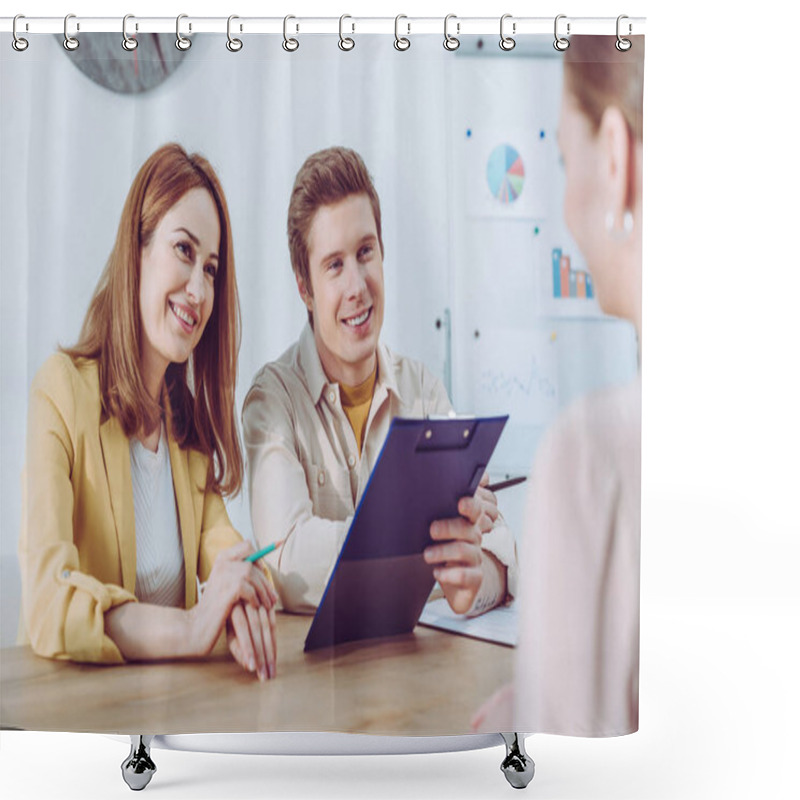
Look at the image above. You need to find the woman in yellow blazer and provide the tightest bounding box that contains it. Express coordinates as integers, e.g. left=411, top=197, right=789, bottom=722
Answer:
left=19, top=144, right=277, bottom=682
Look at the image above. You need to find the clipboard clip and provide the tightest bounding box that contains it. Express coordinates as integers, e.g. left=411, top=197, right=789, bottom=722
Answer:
left=416, top=419, right=477, bottom=451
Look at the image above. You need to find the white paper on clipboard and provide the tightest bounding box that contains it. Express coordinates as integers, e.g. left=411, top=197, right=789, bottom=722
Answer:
left=418, top=598, right=518, bottom=647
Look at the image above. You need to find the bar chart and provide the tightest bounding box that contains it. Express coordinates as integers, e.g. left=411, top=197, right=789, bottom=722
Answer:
left=551, top=247, right=594, bottom=299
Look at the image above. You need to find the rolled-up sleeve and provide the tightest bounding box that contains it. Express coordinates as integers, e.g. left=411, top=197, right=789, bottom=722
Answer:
left=243, top=380, right=349, bottom=613
left=477, top=519, right=519, bottom=603
left=196, top=485, right=276, bottom=601
left=18, top=357, right=136, bottom=664
left=196, top=487, right=246, bottom=585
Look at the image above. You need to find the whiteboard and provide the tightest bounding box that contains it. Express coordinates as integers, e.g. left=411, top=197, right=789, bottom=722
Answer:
left=448, top=50, right=639, bottom=474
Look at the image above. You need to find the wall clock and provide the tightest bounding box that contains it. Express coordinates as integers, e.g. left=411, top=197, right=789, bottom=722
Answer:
left=56, top=33, right=189, bottom=94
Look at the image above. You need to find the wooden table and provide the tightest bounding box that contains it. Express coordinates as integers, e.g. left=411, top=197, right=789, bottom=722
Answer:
left=1, top=612, right=512, bottom=735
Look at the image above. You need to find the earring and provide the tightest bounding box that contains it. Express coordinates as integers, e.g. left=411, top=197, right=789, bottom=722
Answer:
left=605, top=209, right=634, bottom=240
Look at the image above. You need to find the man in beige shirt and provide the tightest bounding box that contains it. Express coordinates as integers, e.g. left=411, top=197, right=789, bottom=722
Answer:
left=242, top=147, right=518, bottom=615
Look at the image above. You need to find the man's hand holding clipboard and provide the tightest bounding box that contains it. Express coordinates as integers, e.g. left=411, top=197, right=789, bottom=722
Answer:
left=425, top=471, right=503, bottom=615
left=304, top=416, right=513, bottom=651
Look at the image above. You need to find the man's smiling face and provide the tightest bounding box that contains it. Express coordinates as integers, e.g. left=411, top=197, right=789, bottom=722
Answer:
left=299, top=193, right=385, bottom=386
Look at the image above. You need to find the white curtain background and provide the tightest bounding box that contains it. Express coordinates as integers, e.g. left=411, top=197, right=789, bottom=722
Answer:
left=1, top=33, right=636, bottom=644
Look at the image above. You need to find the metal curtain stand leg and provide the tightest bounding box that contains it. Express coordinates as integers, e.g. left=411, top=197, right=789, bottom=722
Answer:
left=500, top=732, right=535, bottom=789
left=121, top=735, right=156, bottom=790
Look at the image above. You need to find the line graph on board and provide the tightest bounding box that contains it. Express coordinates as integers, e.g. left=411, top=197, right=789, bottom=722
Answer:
left=479, top=359, right=557, bottom=403
left=474, top=331, right=559, bottom=427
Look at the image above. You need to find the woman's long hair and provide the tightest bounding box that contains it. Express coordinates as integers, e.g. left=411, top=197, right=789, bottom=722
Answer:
left=63, top=143, right=243, bottom=497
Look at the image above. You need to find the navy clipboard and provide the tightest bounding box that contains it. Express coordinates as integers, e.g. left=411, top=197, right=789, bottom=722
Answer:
left=304, top=415, right=508, bottom=652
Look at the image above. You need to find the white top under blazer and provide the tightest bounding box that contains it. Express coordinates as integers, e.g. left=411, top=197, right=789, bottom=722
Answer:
left=130, top=422, right=186, bottom=608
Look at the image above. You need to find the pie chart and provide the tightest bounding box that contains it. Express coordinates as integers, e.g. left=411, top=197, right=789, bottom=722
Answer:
left=487, top=144, right=525, bottom=203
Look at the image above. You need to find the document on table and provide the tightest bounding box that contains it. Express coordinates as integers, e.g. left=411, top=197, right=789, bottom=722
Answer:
left=418, top=598, right=518, bottom=647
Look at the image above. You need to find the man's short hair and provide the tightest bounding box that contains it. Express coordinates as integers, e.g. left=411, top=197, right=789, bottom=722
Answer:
left=287, top=147, right=384, bottom=319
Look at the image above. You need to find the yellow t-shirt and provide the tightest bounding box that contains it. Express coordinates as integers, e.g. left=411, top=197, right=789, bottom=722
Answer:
left=339, top=367, right=377, bottom=454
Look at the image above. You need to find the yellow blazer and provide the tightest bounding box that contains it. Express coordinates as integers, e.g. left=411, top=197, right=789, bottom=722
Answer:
left=18, top=353, right=242, bottom=664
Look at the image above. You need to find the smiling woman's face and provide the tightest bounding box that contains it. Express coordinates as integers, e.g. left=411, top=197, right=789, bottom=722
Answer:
left=138, top=187, right=220, bottom=395
left=300, top=193, right=385, bottom=387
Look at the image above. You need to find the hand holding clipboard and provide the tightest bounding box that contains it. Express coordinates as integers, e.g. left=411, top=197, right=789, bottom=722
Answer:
left=424, top=474, right=525, bottom=615
left=305, top=416, right=511, bottom=652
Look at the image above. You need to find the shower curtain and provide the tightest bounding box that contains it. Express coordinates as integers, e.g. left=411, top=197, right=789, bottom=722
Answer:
left=0, top=20, right=644, bottom=742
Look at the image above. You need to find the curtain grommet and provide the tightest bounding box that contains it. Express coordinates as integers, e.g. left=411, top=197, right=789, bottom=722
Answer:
left=499, top=14, right=516, bottom=51
left=283, top=15, right=299, bottom=52
left=443, top=14, right=460, bottom=51
left=176, top=14, right=192, bottom=51
left=226, top=15, right=243, bottom=52
left=338, top=14, right=355, bottom=51
left=12, top=14, right=29, bottom=51
left=63, top=13, right=79, bottom=51
left=616, top=15, right=632, bottom=51
left=122, top=14, right=138, bottom=51
left=394, top=15, right=411, bottom=51
left=553, top=14, right=570, bottom=51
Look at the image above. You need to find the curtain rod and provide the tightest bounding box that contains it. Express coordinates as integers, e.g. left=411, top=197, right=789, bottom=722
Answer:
left=1, top=16, right=646, bottom=37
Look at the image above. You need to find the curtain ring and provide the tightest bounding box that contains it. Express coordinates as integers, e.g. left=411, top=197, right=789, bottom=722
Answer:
left=63, top=13, right=79, bottom=51
left=615, top=14, right=632, bottom=51
left=122, top=14, right=138, bottom=51
left=226, top=15, right=243, bottom=52
left=394, top=14, right=410, bottom=51
left=283, top=15, right=299, bottom=52
left=553, top=14, right=570, bottom=51
left=176, top=14, right=192, bottom=51
left=499, top=14, right=516, bottom=51
left=12, top=15, right=29, bottom=52
left=339, top=14, right=355, bottom=51
left=443, top=14, right=460, bottom=51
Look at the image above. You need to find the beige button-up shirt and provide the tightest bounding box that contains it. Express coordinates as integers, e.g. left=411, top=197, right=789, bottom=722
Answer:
left=242, top=324, right=518, bottom=614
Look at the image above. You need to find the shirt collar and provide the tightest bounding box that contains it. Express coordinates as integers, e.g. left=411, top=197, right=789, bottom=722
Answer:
left=297, top=322, right=402, bottom=406
left=298, top=322, right=329, bottom=405
left=375, top=338, right=401, bottom=402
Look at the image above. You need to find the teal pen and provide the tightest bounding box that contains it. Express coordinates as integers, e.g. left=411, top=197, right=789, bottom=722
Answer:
left=197, top=540, right=285, bottom=597
left=245, top=539, right=285, bottom=562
